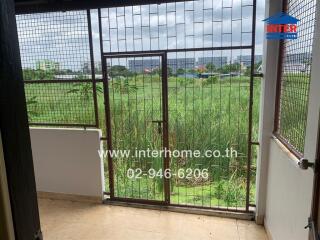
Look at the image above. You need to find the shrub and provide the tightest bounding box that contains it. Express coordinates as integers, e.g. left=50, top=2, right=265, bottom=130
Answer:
left=202, top=76, right=218, bottom=86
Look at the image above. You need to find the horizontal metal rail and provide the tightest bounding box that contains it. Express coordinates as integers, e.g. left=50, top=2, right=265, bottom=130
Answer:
left=29, top=123, right=96, bottom=128
left=102, top=45, right=254, bottom=56
left=104, top=198, right=255, bottom=217
left=24, top=79, right=96, bottom=84
left=273, top=132, right=303, bottom=159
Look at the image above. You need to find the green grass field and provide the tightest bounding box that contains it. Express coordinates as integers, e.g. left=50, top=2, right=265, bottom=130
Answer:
left=25, top=74, right=261, bottom=208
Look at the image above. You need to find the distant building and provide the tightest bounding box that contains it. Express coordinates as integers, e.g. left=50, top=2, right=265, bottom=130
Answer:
left=82, top=62, right=90, bottom=74
left=128, top=59, right=160, bottom=73
left=95, top=62, right=102, bottom=73
left=128, top=58, right=195, bottom=73
left=283, top=63, right=305, bottom=73
left=235, top=55, right=263, bottom=67
left=36, top=60, right=59, bottom=71
left=167, top=58, right=195, bottom=72
left=282, top=53, right=312, bottom=73
left=197, top=57, right=228, bottom=68
left=285, top=52, right=311, bottom=64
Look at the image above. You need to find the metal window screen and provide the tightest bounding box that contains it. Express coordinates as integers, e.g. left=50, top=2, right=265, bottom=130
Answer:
left=16, top=11, right=97, bottom=126
left=275, top=0, right=317, bottom=155
left=99, top=1, right=254, bottom=53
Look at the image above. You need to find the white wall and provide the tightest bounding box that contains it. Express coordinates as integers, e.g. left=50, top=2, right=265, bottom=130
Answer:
left=262, top=1, right=320, bottom=239
left=255, top=0, right=283, bottom=223
left=265, top=139, right=313, bottom=240
left=30, top=128, right=104, bottom=199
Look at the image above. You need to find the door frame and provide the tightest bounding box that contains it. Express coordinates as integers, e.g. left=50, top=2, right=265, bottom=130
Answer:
left=102, top=52, right=170, bottom=204
left=310, top=121, right=320, bottom=239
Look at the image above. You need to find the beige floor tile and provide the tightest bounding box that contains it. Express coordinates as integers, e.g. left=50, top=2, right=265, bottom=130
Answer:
left=39, top=199, right=268, bottom=240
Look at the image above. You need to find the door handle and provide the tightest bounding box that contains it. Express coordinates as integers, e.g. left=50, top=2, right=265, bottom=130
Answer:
left=298, top=158, right=315, bottom=170
left=152, top=120, right=163, bottom=134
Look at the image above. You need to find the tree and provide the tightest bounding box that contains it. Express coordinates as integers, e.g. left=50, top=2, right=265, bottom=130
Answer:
left=22, top=68, right=55, bottom=80
left=187, top=68, right=197, bottom=74
left=109, top=65, right=130, bottom=77
left=244, top=62, right=262, bottom=76
left=176, top=68, right=185, bottom=75
left=167, top=67, right=173, bottom=77
left=67, top=75, right=103, bottom=101
left=205, top=63, right=216, bottom=72
left=219, top=63, right=241, bottom=74
left=196, top=65, right=206, bottom=74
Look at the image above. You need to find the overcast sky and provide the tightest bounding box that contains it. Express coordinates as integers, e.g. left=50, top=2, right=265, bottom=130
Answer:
left=17, top=0, right=266, bottom=70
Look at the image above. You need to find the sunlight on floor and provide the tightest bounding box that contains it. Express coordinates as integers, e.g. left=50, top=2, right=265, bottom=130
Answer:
left=39, top=198, right=267, bottom=240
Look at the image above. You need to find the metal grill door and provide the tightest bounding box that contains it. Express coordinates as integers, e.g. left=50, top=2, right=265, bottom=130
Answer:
left=103, top=53, right=169, bottom=204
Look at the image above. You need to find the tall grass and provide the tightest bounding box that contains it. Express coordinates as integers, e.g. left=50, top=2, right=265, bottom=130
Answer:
left=25, top=75, right=261, bottom=208
left=99, top=75, right=261, bottom=207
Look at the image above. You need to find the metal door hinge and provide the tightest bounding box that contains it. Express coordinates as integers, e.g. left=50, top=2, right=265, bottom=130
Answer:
left=305, top=218, right=320, bottom=240
left=253, top=73, right=264, bottom=78
left=305, top=217, right=313, bottom=229
left=34, top=230, right=43, bottom=240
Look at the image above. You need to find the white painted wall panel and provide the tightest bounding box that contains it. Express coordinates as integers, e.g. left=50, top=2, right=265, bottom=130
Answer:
left=30, top=128, right=104, bottom=199
left=265, top=139, right=313, bottom=240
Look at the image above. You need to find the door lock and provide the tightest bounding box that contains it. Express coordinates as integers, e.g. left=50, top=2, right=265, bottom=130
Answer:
left=152, top=120, right=163, bottom=134
left=298, top=158, right=315, bottom=170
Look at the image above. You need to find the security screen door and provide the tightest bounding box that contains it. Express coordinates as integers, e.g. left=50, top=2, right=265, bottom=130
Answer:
left=103, top=53, right=170, bottom=203
left=99, top=0, right=257, bottom=212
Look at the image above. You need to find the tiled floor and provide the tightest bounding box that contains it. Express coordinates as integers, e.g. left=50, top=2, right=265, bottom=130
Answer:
left=39, top=198, right=268, bottom=240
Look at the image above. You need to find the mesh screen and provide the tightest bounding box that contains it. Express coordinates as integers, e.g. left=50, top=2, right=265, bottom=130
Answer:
left=24, top=81, right=96, bottom=126
left=16, top=11, right=97, bottom=126
left=276, top=0, right=317, bottom=154
left=100, top=0, right=254, bottom=52
left=17, top=11, right=92, bottom=80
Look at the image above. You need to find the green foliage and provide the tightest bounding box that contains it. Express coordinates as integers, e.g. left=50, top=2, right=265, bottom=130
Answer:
left=111, top=78, right=138, bottom=94
left=176, top=68, right=185, bottom=75
left=110, top=65, right=131, bottom=77
left=23, top=69, right=55, bottom=80
left=244, top=62, right=262, bottom=76
left=176, top=77, right=194, bottom=86
left=26, top=96, right=39, bottom=119
left=218, top=63, right=241, bottom=74
left=25, top=75, right=261, bottom=207
left=205, top=63, right=216, bottom=72
left=167, top=66, right=173, bottom=77
left=67, top=82, right=103, bottom=101
left=187, top=68, right=197, bottom=74
left=201, top=76, right=218, bottom=86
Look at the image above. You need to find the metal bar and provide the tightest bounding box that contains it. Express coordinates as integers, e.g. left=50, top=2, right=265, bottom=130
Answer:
left=161, top=52, right=170, bottom=204
left=102, top=45, right=254, bottom=56
left=106, top=197, right=166, bottom=206
left=29, top=123, right=96, bottom=127
left=273, top=40, right=284, bottom=133
left=104, top=199, right=254, bottom=215
left=104, top=52, right=166, bottom=58
left=24, top=79, right=95, bottom=84
left=15, top=0, right=193, bottom=15
left=273, top=133, right=303, bottom=159
left=273, top=0, right=287, bottom=134
left=87, top=9, right=100, bottom=128
left=245, top=0, right=257, bottom=212
left=99, top=8, right=115, bottom=199
left=168, top=203, right=253, bottom=214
